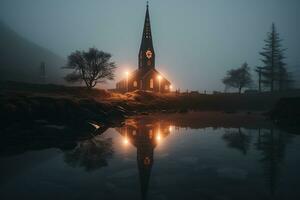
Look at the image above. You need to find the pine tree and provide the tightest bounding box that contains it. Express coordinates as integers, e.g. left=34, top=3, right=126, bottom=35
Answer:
left=259, top=23, right=287, bottom=92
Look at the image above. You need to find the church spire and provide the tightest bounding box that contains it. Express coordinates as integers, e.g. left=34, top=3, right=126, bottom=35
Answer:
left=141, top=2, right=153, bottom=48
left=139, top=2, right=155, bottom=69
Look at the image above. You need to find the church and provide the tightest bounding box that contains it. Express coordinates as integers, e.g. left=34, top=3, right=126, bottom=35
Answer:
left=116, top=3, right=171, bottom=93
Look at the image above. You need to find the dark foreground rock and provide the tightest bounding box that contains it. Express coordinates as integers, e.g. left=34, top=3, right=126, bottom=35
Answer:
left=0, top=94, right=128, bottom=155
left=269, top=97, right=300, bottom=134
left=270, top=97, right=300, bottom=123
left=0, top=95, right=128, bottom=127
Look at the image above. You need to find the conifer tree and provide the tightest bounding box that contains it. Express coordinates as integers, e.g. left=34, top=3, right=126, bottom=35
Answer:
left=259, top=23, right=288, bottom=92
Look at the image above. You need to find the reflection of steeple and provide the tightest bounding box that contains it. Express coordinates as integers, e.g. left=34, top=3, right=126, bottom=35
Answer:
left=136, top=134, right=154, bottom=200
left=116, top=120, right=171, bottom=200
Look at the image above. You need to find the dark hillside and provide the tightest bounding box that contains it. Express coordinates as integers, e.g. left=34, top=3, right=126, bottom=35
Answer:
left=0, top=21, right=66, bottom=83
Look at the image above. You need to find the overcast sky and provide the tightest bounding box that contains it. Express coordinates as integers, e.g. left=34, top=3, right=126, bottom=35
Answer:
left=1, top=0, right=299, bottom=91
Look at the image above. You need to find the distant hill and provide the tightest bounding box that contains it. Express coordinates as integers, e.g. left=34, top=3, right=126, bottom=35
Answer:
left=0, top=21, right=66, bottom=83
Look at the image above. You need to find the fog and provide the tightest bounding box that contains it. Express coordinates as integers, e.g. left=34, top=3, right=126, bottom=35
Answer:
left=0, top=0, right=299, bottom=91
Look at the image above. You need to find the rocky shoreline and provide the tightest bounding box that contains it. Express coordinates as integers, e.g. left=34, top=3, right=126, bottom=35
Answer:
left=1, top=82, right=300, bottom=156
left=1, top=82, right=300, bottom=133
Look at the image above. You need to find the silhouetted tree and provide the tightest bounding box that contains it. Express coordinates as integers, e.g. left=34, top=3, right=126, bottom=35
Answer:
left=222, top=128, right=251, bottom=155
left=255, top=128, right=288, bottom=197
left=259, top=23, right=290, bottom=92
left=63, top=48, right=116, bottom=89
left=222, top=62, right=253, bottom=94
left=64, top=136, right=113, bottom=171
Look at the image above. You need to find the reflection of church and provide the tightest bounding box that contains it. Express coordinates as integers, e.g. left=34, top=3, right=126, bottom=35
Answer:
left=116, top=2, right=171, bottom=93
left=116, top=119, right=171, bottom=200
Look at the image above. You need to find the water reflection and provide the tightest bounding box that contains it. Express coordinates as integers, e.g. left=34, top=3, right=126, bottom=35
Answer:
left=116, top=119, right=171, bottom=200
left=222, top=127, right=252, bottom=155
left=64, top=136, right=113, bottom=171
left=113, top=117, right=295, bottom=200
left=221, top=126, right=293, bottom=198
left=256, top=128, right=292, bottom=197
left=0, top=113, right=299, bottom=200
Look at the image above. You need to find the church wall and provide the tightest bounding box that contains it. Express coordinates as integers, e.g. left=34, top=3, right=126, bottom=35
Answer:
left=116, top=72, right=170, bottom=93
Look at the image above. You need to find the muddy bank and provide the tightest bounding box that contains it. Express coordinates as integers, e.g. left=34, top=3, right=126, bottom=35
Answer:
left=128, top=111, right=271, bottom=129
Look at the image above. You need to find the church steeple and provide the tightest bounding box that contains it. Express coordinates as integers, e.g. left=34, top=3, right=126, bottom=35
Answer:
left=139, top=2, right=155, bottom=70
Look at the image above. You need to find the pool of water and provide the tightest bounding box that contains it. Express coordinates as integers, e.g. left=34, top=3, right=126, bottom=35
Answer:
left=0, top=113, right=300, bottom=200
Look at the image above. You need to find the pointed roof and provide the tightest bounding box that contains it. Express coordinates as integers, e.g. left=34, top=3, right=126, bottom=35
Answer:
left=139, top=2, right=154, bottom=51
left=138, top=155, right=153, bottom=200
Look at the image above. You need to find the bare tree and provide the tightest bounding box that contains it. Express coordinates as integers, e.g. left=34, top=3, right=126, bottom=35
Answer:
left=63, top=48, right=116, bottom=89
left=223, top=62, right=253, bottom=94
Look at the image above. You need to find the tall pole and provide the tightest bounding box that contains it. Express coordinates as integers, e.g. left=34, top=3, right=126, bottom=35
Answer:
left=40, top=61, right=46, bottom=84
left=258, top=70, right=261, bottom=92
left=256, top=67, right=263, bottom=93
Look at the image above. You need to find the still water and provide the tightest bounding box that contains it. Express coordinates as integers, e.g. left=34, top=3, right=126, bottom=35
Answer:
left=0, top=113, right=300, bottom=200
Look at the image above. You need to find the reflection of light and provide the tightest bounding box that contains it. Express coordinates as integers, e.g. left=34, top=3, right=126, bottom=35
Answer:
left=123, top=137, right=129, bottom=145
left=169, top=125, right=174, bottom=132
left=144, top=157, right=151, bottom=165
left=156, top=132, right=161, bottom=141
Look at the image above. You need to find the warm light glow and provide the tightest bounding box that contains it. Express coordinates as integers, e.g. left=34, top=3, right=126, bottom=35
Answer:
left=125, top=71, right=130, bottom=92
left=146, top=50, right=152, bottom=59
left=144, top=157, right=151, bottom=165
left=170, top=85, right=173, bottom=90
left=157, top=75, right=162, bottom=80
left=169, top=125, right=174, bottom=132
left=156, top=133, right=161, bottom=141
left=123, top=137, right=129, bottom=145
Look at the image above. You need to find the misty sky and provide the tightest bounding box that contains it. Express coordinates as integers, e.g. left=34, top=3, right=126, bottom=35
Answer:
left=1, top=0, right=299, bottom=91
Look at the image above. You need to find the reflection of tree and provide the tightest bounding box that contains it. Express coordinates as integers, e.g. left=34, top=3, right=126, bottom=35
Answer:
left=64, top=136, right=113, bottom=171
left=222, top=127, right=251, bottom=155
left=255, top=128, right=291, bottom=197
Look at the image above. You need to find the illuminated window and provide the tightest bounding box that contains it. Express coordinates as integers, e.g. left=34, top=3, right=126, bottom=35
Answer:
left=150, top=79, right=154, bottom=89
left=133, top=81, right=137, bottom=87
left=149, top=129, right=153, bottom=138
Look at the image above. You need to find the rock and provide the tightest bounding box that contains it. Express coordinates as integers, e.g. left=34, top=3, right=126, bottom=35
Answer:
left=270, top=97, right=300, bottom=124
